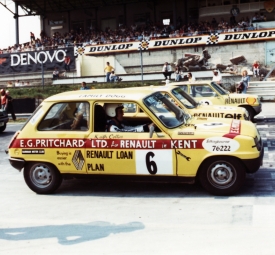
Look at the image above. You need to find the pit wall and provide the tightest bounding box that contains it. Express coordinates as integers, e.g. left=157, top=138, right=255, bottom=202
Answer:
left=78, top=41, right=268, bottom=76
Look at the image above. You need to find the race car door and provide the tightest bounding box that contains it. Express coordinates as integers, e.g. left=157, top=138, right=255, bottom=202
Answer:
left=85, top=102, right=177, bottom=176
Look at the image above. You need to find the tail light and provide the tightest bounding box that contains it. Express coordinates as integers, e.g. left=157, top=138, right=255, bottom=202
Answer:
left=8, top=131, right=20, bottom=149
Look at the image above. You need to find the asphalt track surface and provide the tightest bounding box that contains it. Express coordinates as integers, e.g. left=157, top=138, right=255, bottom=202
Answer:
left=1, top=117, right=275, bottom=255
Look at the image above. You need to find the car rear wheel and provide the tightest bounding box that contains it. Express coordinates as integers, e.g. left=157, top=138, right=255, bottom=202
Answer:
left=198, top=157, right=246, bottom=196
left=24, top=162, right=62, bottom=194
left=0, top=123, right=6, bottom=133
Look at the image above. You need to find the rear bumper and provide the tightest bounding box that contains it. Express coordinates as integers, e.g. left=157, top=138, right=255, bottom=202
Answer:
left=9, top=157, right=25, bottom=171
left=242, top=140, right=264, bottom=173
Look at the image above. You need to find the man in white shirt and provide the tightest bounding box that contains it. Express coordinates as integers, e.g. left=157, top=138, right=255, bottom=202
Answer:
left=162, top=62, right=173, bottom=80
left=212, top=70, right=222, bottom=85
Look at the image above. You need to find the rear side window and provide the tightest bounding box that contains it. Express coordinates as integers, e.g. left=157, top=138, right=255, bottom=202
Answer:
left=38, top=102, right=90, bottom=131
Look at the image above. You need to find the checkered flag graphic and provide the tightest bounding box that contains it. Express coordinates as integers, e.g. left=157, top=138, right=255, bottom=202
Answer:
left=138, top=39, right=149, bottom=50
left=206, top=33, right=220, bottom=45
left=74, top=45, right=85, bottom=56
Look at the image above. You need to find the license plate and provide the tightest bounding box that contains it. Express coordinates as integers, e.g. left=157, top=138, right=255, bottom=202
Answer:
left=0, top=122, right=4, bottom=127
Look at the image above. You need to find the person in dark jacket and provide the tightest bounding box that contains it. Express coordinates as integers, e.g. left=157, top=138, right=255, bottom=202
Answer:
left=5, top=90, right=16, bottom=121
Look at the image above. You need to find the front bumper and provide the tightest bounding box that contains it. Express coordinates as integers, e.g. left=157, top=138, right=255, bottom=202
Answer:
left=9, top=157, right=25, bottom=171
left=242, top=139, right=264, bottom=173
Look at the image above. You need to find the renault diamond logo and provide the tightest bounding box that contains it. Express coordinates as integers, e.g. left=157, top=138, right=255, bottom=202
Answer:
left=72, top=150, right=85, bottom=170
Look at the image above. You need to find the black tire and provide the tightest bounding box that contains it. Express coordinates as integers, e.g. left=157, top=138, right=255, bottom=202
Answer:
left=0, top=123, right=6, bottom=133
left=198, top=157, right=246, bottom=196
left=240, top=106, right=255, bottom=122
left=24, top=162, right=62, bottom=194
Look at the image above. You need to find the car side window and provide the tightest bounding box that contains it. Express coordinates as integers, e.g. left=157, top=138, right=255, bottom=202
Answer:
left=123, top=103, right=137, bottom=113
left=190, top=85, right=216, bottom=97
left=180, top=85, right=188, bottom=93
left=38, top=102, right=90, bottom=131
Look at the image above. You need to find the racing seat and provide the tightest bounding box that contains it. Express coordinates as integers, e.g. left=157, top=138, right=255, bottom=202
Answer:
left=94, top=105, right=107, bottom=132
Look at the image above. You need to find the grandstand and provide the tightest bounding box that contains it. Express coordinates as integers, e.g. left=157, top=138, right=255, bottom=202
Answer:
left=0, top=0, right=274, bottom=88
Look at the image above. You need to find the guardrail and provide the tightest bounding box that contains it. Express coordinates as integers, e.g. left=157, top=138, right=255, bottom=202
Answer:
left=247, top=81, right=275, bottom=100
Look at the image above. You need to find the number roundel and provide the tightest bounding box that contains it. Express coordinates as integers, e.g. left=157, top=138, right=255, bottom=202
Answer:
left=145, top=152, right=158, bottom=175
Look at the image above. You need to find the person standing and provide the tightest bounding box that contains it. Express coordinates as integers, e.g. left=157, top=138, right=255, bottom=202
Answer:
left=5, top=90, right=16, bottom=121
left=104, top=62, right=114, bottom=82
left=0, top=89, right=8, bottom=112
left=174, top=65, right=181, bottom=82
left=64, top=56, right=71, bottom=72
left=30, top=32, right=35, bottom=41
left=239, top=70, right=250, bottom=94
left=80, top=81, right=90, bottom=90
left=162, top=62, right=172, bottom=80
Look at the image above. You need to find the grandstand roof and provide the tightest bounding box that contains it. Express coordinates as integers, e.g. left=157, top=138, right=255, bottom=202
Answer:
left=13, top=0, right=154, bottom=16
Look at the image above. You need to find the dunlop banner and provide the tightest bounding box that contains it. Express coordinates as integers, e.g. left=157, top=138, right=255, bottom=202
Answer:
left=85, top=29, right=275, bottom=55
left=0, top=47, right=75, bottom=74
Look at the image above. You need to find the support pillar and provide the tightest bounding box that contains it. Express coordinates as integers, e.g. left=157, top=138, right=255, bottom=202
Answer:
left=15, top=2, right=19, bottom=45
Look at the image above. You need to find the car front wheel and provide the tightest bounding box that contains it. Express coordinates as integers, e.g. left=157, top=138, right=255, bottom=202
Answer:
left=198, top=157, right=246, bottom=196
left=24, top=162, right=62, bottom=194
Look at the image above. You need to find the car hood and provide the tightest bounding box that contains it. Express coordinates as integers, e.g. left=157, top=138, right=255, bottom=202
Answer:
left=225, top=93, right=259, bottom=105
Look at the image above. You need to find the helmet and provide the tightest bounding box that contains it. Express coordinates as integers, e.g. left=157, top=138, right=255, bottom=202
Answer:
left=104, top=103, right=123, bottom=117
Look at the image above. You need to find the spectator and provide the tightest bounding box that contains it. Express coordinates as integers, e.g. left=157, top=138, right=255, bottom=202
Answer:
left=7, top=81, right=13, bottom=87
left=52, top=68, right=59, bottom=80
left=162, top=62, right=173, bottom=80
left=0, top=89, right=8, bottom=112
left=187, top=72, right=196, bottom=82
left=252, top=60, right=260, bottom=77
left=80, top=81, right=90, bottom=90
left=110, top=71, right=122, bottom=82
left=212, top=69, right=222, bottom=85
left=14, top=80, right=21, bottom=87
left=30, top=32, right=35, bottom=41
left=64, top=56, right=71, bottom=72
left=104, top=62, right=114, bottom=82
left=238, top=70, right=250, bottom=94
left=174, top=65, right=181, bottom=82
left=5, top=90, right=16, bottom=121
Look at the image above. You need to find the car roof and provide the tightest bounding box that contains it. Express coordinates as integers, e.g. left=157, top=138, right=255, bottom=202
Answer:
left=166, top=81, right=212, bottom=86
left=44, top=88, right=155, bottom=102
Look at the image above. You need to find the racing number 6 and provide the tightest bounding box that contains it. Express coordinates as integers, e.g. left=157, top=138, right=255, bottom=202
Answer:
left=146, top=152, right=157, bottom=175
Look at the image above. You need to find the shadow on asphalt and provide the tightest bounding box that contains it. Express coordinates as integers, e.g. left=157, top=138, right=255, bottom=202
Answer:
left=0, top=221, right=144, bottom=245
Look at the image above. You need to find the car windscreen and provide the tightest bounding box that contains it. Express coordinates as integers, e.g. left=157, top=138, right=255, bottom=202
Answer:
left=171, top=87, right=198, bottom=109
left=143, top=92, right=187, bottom=128
left=211, top=82, right=229, bottom=95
